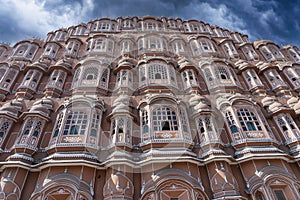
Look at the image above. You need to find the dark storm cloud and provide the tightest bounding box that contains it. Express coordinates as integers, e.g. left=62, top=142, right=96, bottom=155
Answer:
left=90, top=0, right=300, bottom=47
left=0, top=0, right=299, bottom=47
left=214, top=0, right=300, bottom=46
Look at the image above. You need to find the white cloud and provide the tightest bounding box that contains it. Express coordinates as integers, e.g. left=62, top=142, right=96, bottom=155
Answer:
left=0, top=0, right=94, bottom=39
left=259, top=8, right=283, bottom=28
left=187, top=2, right=247, bottom=33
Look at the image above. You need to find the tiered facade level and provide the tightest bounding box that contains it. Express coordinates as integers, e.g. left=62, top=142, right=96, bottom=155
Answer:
left=0, top=16, right=300, bottom=200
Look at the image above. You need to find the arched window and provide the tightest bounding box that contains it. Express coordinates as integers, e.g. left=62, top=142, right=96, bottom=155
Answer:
left=122, top=19, right=134, bottom=28
left=65, top=40, right=80, bottom=57
left=73, top=25, right=86, bottom=35
left=95, top=39, right=105, bottom=50
left=180, top=108, right=189, bottom=133
left=288, top=49, right=300, bottom=62
left=143, top=21, right=161, bottom=31
left=0, top=67, right=6, bottom=79
left=203, top=64, right=239, bottom=88
left=261, top=47, right=273, bottom=61
left=204, top=68, right=213, bottom=82
left=43, top=43, right=59, bottom=59
left=17, top=117, right=45, bottom=147
left=20, top=69, right=42, bottom=90
left=225, top=105, right=273, bottom=142
left=152, top=107, right=178, bottom=132
left=191, top=41, right=199, bottom=55
left=264, top=69, right=287, bottom=89
left=230, top=125, right=239, bottom=133
left=190, top=23, right=200, bottom=32
left=90, top=111, right=101, bottom=137
left=213, top=28, right=225, bottom=37
left=63, top=111, right=88, bottom=135
left=222, top=42, right=238, bottom=57
left=215, top=65, right=230, bottom=81
left=138, top=36, right=167, bottom=53
left=139, top=65, right=146, bottom=85
left=23, top=119, right=33, bottom=135
left=199, top=39, right=217, bottom=52
left=237, top=108, right=262, bottom=132
left=140, top=103, right=192, bottom=144
left=120, top=40, right=133, bottom=53
left=0, top=67, right=18, bottom=91
left=13, top=43, right=38, bottom=60
left=0, top=122, right=9, bottom=137
left=171, top=40, right=185, bottom=54
left=27, top=46, right=37, bottom=58
left=225, top=111, right=239, bottom=134
left=269, top=45, right=283, bottom=59
left=99, top=22, right=110, bottom=30
left=181, top=69, right=199, bottom=89
left=82, top=67, right=99, bottom=85
left=0, top=118, right=13, bottom=145
left=283, top=67, right=300, bottom=87
left=100, top=68, right=109, bottom=88
left=242, top=45, right=258, bottom=60
left=142, top=109, right=149, bottom=134
left=149, top=65, right=167, bottom=80
left=167, top=20, right=178, bottom=29
left=139, top=62, right=177, bottom=87
left=53, top=31, right=66, bottom=41
left=50, top=101, right=104, bottom=147
left=53, top=112, right=63, bottom=138
left=46, top=70, right=67, bottom=90
left=14, top=44, right=28, bottom=56
left=33, top=121, right=43, bottom=137
left=275, top=114, right=300, bottom=141
left=91, top=37, right=114, bottom=54
left=242, top=69, right=263, bottom=89
left=197, top=115, right=218, bottom=145
left=110, top=116, right=132, bottom=144
left=115, top=70, right=133, bottom=89
left=232, top=33, right=243, bottom=43
left=72, top=68, right=81, bottom=88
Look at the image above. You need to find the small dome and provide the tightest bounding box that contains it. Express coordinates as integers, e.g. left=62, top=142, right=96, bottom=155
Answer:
left=195, top=101, right=210, bottom=110
left=33, top=98, right=53, bottom=107
left=268, top=101, right=283, bottom=112
left=287, top=97, right=298, bottom=107
left=116, top=56, right=134, bottom=71
left=29, top=97, right=53, bottom=118
left=234, top=59, right=252, bottom=71
left=32, top=58, right=51, bottom=67
left=189, top=94, right=209, bottom=112
left=54, top=58, right=73, bottom=69
left=113, top=94, right=129, bottom=107
left=118, top=61, right=134, bottom=69
left=0, top=99, right=23, bottom=118
left=189, top=94, right=202, bottom=107
left=112, top=103, right=129, bottom=113
left=177, top=56, right=188, bottom=64
left=178, top=57, right=193, bottom=70
left=112, top=94, right=131, bottom=113
left=294, top=101, right=300, bottom=114
left=261, top=96, right=274, bottom=107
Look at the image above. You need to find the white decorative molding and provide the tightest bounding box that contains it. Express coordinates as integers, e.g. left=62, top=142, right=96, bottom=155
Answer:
left=64, top=136, right=82, bottom=143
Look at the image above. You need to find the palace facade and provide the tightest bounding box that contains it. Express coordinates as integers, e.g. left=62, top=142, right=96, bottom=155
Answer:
left=0, top=16, right=300, bottom=200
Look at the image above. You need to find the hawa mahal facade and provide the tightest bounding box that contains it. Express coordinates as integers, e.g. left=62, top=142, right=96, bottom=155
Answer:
left=0, top=16, right=299, bottom=200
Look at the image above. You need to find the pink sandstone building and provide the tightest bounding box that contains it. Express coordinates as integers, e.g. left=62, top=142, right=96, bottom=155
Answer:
left=0, top=16, right=299, bottom=200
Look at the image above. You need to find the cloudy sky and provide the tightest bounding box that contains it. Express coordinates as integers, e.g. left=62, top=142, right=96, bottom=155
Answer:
left=0, top=0, right=299, bottom=47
